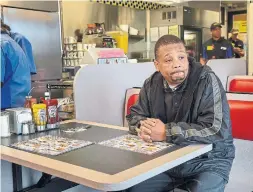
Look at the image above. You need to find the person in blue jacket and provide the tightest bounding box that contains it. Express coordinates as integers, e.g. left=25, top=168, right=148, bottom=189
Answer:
left=1, top=20, right=31, bottom=109
left=2, top=22, right=37, bottom=74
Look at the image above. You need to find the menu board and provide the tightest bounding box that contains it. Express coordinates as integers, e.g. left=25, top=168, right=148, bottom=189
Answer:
left=11, top=136, right=93, bottom=156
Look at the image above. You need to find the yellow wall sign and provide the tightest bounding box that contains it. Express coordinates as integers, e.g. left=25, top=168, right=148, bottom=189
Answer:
left=233, top=21, right=247, bottom=33
left=168, top=25, right=179, bottom=37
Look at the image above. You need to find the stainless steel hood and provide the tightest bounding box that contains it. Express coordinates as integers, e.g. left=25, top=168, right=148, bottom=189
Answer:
left=177, top=0, right=221, bottom=12
left=150, top=6, right=220, bottom=28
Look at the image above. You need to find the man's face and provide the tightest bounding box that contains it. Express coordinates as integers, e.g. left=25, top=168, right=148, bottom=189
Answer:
left=232, top=33, right=238, bottom=40
left=154, top=43, right=189, bottom=86
left=211, top=27, right=221, bottom=39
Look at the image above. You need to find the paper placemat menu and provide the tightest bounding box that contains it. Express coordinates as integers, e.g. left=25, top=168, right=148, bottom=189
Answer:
left=11, top=135, right=93, bottom=156
left=99, top=135, right=174, bottom=155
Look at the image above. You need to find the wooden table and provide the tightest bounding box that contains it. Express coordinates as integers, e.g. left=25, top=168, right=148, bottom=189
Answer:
left=0, top=120, right=212, bottom=191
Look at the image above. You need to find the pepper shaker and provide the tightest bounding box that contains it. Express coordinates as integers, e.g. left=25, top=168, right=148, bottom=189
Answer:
left=28, top=122, right=35, bottom=134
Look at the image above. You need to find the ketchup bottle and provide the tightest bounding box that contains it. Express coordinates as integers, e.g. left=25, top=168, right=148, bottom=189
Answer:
left=43, top=92, right=58, bottom=129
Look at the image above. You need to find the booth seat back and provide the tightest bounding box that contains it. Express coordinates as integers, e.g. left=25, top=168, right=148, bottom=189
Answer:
left=227, top=75, right=253, bottom=93
left=206, top=59, right=246, bottom=89
left=74, top=63, right=155, bottom=126
left=226, top=93, right=253, bottom=141
left=123, top=88, right=141, bottom=127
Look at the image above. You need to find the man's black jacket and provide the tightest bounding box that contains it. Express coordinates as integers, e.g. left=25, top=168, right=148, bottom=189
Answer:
left=127, top=57, right=235, bottom=181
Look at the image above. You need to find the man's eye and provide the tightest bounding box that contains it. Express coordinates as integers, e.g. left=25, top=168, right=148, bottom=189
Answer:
left=179, top=56, right=185, bottom=60
left=166, top=59, right=172, bottom=62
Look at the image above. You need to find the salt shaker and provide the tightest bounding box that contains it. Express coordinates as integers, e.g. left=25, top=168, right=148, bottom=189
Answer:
left=22, top=123, right=30, bottom=135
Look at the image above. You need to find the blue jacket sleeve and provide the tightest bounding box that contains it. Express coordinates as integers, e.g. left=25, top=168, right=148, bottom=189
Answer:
left=18, top=38, right=37, bottom=74
left=1, top=47, right=6, bottom=83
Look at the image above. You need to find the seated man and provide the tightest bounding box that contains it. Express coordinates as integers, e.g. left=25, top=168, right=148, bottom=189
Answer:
left=126, top=35, right=235, bottom=192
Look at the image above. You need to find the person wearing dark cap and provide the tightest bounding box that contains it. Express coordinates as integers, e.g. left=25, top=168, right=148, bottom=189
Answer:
left=200, top=22, right=234, bottom=65
left=229, top=29, right=245, bottom=58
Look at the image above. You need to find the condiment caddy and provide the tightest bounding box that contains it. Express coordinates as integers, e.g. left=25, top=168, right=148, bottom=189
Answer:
left=3, top=91, right=62, bottom=136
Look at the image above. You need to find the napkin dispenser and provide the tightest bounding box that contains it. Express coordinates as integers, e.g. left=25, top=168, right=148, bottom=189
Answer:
left=6, top=108, right=32, bottom=134
left=0, top=111, right=10, bottom=137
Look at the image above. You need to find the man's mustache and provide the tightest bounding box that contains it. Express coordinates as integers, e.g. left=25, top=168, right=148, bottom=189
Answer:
left=170, top=70, right=185, bottom=75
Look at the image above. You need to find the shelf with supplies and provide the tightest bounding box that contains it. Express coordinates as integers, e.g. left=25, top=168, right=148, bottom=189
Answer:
left=63, top=36, right=97, bottom=69
left=64, top=50, right=87, bottom=52
left=63, top=57, right=84, bottom=60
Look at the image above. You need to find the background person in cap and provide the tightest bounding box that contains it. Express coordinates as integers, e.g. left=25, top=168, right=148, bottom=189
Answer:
left=200, top=22, right=233, bottom=65
left=229, top=29, right=244, bottom=58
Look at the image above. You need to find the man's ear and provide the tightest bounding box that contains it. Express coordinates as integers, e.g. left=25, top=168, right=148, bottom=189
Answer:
left=154, top=60, right=160, bottom=72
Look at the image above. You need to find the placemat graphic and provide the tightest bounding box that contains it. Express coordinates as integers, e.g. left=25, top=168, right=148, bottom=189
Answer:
left=11, top=135, right=93, bottom=156
left=99, top=135, right=174, bottom=155
left=61, top=126, right=89, bottom=133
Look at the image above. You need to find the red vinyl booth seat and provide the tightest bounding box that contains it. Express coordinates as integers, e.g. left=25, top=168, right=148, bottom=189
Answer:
left=126, top=94, right=140, bottom=115
left=228, top=100, right=253, bottom=141
left=229, top=79, right=253, bottom=93
left=124, top=88, right=141, bottom=127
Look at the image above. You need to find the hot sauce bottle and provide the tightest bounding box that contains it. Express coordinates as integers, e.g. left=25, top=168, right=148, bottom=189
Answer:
left=42, top=92, right=59, bottom=129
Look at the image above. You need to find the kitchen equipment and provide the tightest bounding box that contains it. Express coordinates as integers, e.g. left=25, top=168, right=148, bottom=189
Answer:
left=0, top=112, right=10, bottom=137
left=106, top=31, right=129, bottom=54
left=85, top=24, right=96, bottom=35
left=102, top=37, right=113, bottom=48
left=6, top=108, right=32, bottom=134
left=95, top=23, right=105, bottom=34
left=81, top=48, right=128, bottom=64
